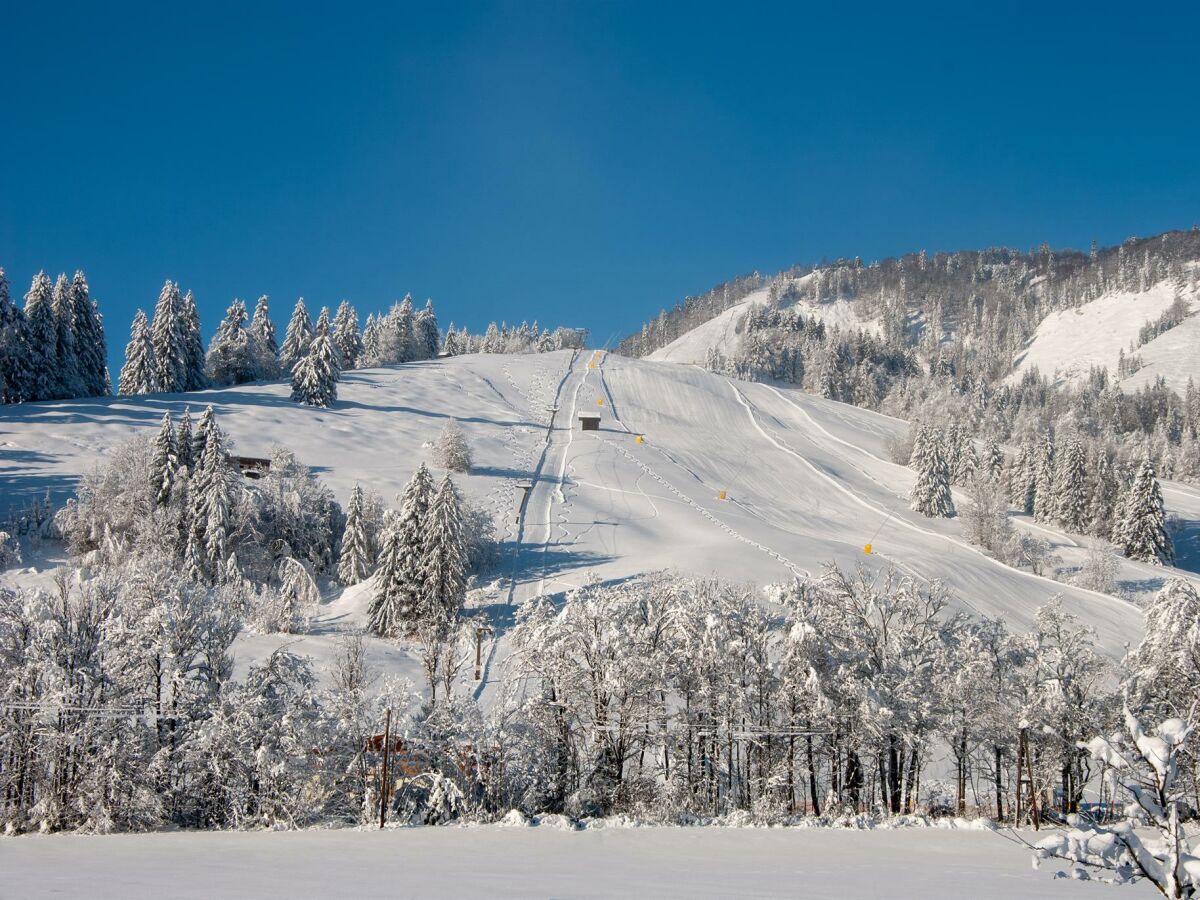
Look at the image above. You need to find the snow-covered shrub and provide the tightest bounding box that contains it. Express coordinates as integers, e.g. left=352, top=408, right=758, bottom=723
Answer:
left=961, top=477, right=1013, bottom=557
left=245, top=447, right=344, bottom=579
left=0, top=530, right=20, bottom=570
left=392, top=772, right=467, bottom=826
left=1033, top=709, right=1197, bottom=895
left=433, top=418, right=472, bottom=473
left=1073, top=543, right=1120, bottom=594
left=1004, top=531, right=1060, bottom=575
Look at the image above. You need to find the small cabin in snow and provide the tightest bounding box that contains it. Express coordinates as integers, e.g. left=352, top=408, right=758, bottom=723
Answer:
left=578, top=415, right=601, bottom=431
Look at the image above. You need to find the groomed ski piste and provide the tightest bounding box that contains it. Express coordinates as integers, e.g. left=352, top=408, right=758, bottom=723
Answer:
left=2, top=348, right=1195, bottom=898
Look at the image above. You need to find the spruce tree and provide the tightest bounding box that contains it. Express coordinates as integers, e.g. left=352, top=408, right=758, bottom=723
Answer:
left=1032, top=431, right=1056, bottom=523
left=985, top=441, right=1005, bottom=481
left=360, top=314, right=382, bottom=367
left=442, top=323, right=459, bottom=356
left=22, top=272, right=58, bottom=402
left=150, top=281, right=188, bottom=392
left=1087, top=451, right=1119, bottom=539
left=176, top=407, right=196, bottom=472
left=1053, top=439, right=1088, bottom=533
left=150, top=411, right=178, bottom=505
left=50, top=273, right=81, bottom=399
left=910, top=425, right=955, bottom=518
left=70, top=271, right=109, bottom=397
left=338, top=483, right=374, bottom=585
left=395, top=463, right=435, bottom=626
left=388, top=295, right=415, bottom=363
left=415, top=299, right=439, bottom=360
left=290, top=332, right=339, bottom=408
left=250, top=296, right=280, bottom=379
left=368, top=517, right=405, bottom=637
left=1117, top=458, right=1174, bottom=565
left=0, top=269, right=27, bottom=403
left=279, top=298, right=313, bottom=373
left=118, top=310, right=156, bottom=395
left=181, top=290, right=208, bottom=391
left=206, top=299, right=256, bottom=386
left=332, top=300, right=362, bottom=370
left=200, top=427, right=237, bottom=578
left=421, top=474, right=466, bottom=625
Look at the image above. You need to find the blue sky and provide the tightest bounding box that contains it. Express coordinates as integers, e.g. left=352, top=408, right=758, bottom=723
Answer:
left=2, top=1, right=1198, bottom=372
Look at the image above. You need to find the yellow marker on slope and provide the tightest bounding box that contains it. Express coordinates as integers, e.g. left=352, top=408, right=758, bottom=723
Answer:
left=634, top=435, right=644, bottom=444
left=597, top=398, right=604, bottom=407
left=718, top=490, right=727, bottom=501
left=588, top=362, right=595, bottom=369
left=863, top=543, right=873, bottom=555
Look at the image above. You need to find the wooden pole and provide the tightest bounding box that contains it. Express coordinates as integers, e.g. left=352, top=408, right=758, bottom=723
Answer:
left=379, top=708, right=392, bottom=829
left=1015, top=728, right=1023, bottom=826
left=475, top=628, right=484, bottom=681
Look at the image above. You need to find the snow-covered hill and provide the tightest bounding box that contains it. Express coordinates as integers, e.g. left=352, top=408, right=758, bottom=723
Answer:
left=647, top=277, right=878, bottom=365
left=1011, top=277, right=1200, bottom=392
left=3, top=351, right=1197, bottom=691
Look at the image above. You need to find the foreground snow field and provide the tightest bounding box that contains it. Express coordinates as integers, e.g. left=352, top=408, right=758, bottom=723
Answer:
left=0, top=824, right=1148, bottom=899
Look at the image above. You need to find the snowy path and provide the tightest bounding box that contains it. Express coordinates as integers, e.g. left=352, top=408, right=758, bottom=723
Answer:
left=0, top=825, right=1145, bottom=899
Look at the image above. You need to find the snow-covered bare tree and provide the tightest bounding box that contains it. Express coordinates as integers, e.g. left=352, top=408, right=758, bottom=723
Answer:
left=433, top=418, right=472, bottom=473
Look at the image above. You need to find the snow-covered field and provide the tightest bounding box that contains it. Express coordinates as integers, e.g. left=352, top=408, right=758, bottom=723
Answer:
left=3, top=348, right=1197, bottom=692
left=1011, top=278, right=1200, bottom=393
left=0, top=822, right=1146, bottom=899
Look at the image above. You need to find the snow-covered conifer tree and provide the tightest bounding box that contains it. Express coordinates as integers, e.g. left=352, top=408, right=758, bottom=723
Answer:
left=181, top=290, right=207, bottom=391
left=22, top=272, right=58, bottom=401
left=385, top=295, right=415, bottom=363
left=50, top=273, right=81, bottom=399
left=332, top=300, right=362, bottom=370
left=910, top=425, right=955, bottom=518
left=415, top=299, right=439, bottom=360
left=393, top=463, right=435, bottom=627
left=985, top=440, right=1005, bottom=481
left=70, top=271, right=109, bottom=397
left=151, top=411, right=179, bottom=505
left=1032, top=431, right=1056, bottom=523
left=442, top=323, right=460, bottom=356
left=290, top=331, right=339, bottom=408
left=1053, top=439, right=1087, bottom=533
left=150, top=281, right=188, bottom=392
left=420, top=474, right=466, bottom=625
left=338, top=483, right=374, bottom=585
left=249, top=295, right=280, bottom=379
left=206, top=299, right=258, bottom=386
left=314, top=305, right=331, bottom=338
left=176, top=406, right=196, bottom=472
left=0, top=268, right=25, bottom=402
left=279, top=298, right=313, bottom=373
left=433, top=418, right=472, bottom=473
left=117, top=310, right=156, bottom=395
left=360, top=313, right=382, bottom=367
left=1117, top=457, right=1174, bottom=565
left=368, top=516, right=404, bottom=637
left=1087, top=450, right=1120, bottom=540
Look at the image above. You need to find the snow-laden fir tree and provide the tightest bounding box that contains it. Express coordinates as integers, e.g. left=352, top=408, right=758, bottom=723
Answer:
left=314, top=305, right=331, bottom=339
left=181, top=289, right=207, bottom=391
left=290, top=331, right=339, bottom=408
left=50, top=273, right=81, bottom=399
left=69, top=271, right=109, bottom=397
left=190, top=408, right=239, bottom=580
left=1116, top=457, right=1174, bottom=565
left=1007, top=442, right=1036, bottom=514
left=150, top=280, right=188, bottom=392
left=249, top=295, right=280, bottom=379
left=192, top=404, right=216, bottom=466
left=176, top=406, right=196, bottom=472
left=338, top=483, right=374, bottom=585
left=117, top=309, right=156, bottom=395
left=1032, top=430, right=1056, bottom=524
left=0, top=268, right=26, bottom=403
left=150, top=411, right=179, bottom=506
left=22, top=271, right=58, bottom=402
left=205, top=299, right=259, bottom=386
left=442, top=323, right=460, bottom=356
left=332, top=300, right=362, bottom=370
left=279, top=298, right=313, bottom=373
left=374, top=463, right=436, bottom=632
left=910, top=425, right=955, bottom=518
left=386, top=294, right=416, bottom=363
left=949, top=424, right=978, bottom=485
left=985, top=440, right=1005, bottom=481
left=1087, top=450, right=1121, bottom=539
left=1053, top=438, right=1088, bottom=533
left=433, top=418, right=472, bottom=473
left=368, top=513, right=404, bottom=637
left=420, top=474, right=466, bottom=626
left=415, top=299, right=439, bottom=360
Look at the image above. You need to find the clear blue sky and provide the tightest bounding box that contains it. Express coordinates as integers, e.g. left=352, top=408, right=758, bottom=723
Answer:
left=2, top=1, right=1198, bottom=372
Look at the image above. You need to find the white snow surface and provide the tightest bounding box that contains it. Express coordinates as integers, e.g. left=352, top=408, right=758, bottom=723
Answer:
left=1011, top=279, right=1200, bottom=392
left=3, top=350, right=1198, bottom=694
left=647, top=280, right=878, bottom=365
left=0, top=823, right=1148, bottom=899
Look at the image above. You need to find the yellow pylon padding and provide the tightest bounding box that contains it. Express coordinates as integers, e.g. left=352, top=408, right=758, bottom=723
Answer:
left=718, top=490, right=727, bottom=501
left=597, top=398, right=604, bottom=406
left=863, top=543, right=873, bottom=555
left=634, top=435, right=643, bottom=444
left=588, top=362, right=595, bottom=369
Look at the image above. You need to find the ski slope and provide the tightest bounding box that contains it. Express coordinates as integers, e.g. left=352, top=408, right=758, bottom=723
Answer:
left=3, top=350, right=1197, bottom=692
left=1011, top=278, right=1200, bottom=392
